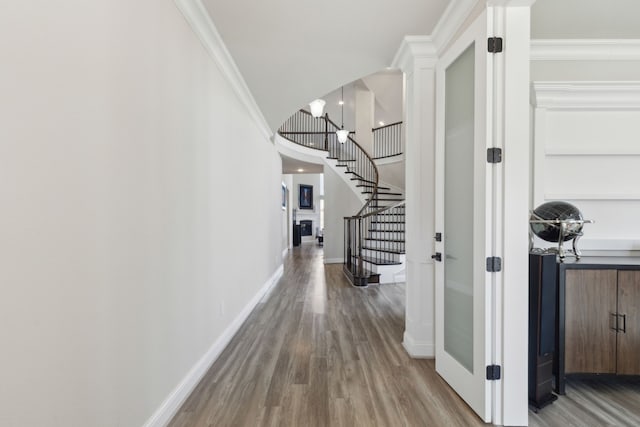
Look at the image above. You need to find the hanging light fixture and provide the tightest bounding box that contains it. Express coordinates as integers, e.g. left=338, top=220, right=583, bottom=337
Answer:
left=309, top=99, right=326, bottom=118
left=336, top=86, right=349, bottom=143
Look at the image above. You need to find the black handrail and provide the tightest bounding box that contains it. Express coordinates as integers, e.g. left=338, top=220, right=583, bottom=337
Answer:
left=372, top=121, right=403, bottom=159
left=372, top=121, right=402, bottom=131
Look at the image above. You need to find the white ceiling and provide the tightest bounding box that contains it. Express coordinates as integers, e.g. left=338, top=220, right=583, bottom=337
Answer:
left=202, top=0, right=450, bottom=131
left=281, top=154, right=324, bottom=175
left=203, top=0, right=640, bottom=174
left=204, top=0, right=640, bottom=134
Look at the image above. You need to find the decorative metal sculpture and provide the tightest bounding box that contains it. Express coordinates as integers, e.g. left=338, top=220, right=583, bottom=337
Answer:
left=529, top=201, right=594, bottom=261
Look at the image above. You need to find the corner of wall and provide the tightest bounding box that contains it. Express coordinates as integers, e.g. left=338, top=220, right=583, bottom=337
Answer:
left=143, top=264, right=284, bottom=427
left=173, top=0, right=273, bottom=139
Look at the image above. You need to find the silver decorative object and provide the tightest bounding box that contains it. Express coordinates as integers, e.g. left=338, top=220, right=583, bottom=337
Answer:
left=529, top=201, right=594, bottom=261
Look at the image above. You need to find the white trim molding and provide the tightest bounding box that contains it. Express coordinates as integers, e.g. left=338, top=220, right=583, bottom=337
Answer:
left=431, top=0, right=481, bottom=54
left=531, top=39, right=640, bottom=61
left=544, top=193, right=640, bottom=202
left=391, top=36, right=437, bottom=72
left=174, top=0, right=272, bottom=140
left=531, top=81, right=640, bottom=110
left=403, top=331, right=435, bottom=358
left=143, top=264, right=284, bottom=427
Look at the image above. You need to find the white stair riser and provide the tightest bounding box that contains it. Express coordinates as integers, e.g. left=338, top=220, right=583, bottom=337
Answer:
left=362, top=261, right=406, bottom=284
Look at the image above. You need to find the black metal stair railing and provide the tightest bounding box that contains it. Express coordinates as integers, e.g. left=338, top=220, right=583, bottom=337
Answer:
left=372, top=121, right=403, bottom=159
left=344, top=200, right=405, bottom=285
left=279, top=109, right=404, bottom=286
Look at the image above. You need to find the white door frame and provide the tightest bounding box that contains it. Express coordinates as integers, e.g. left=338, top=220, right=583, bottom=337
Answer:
left=394, top=1, right=533, bottom=424
left=434, top=8, right=494, bottom=422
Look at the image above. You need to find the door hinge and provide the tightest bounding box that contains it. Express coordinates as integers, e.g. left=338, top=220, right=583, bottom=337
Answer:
left=486, top=257, right=502, bottom=272
left=487, top=147, right=502, bottom=163
left=486, top=365, right=501, bottom=380
left=488, top=37, right=503, bottom=53
left=431, top=252, right=442, bottom=262
left=434, top=232, right=442, bottom=242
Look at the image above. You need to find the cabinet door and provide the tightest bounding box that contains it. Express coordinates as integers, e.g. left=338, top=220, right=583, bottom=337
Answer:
left=565, top=270, right=617, bottom=374
left=617, top=271, right=640, bottom=375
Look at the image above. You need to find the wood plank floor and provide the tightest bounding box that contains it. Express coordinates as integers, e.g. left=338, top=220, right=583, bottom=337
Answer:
left=168, top=243, right=485, bottom=427
left=169, top=243, right=640, bottom=426
left=530, top=376, right=640, bottom=427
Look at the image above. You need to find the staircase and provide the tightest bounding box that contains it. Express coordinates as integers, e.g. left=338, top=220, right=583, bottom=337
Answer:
left=279, top=109, right=405, bottom=286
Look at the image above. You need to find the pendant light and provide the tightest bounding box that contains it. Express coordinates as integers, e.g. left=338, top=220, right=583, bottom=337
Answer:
left=309, top=99, right=326, bottom=118
left=336, top=86, right=349, bottom=143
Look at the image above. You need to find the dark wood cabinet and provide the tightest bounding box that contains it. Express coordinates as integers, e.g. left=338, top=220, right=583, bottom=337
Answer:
left=564, top=269, right=617, bottom=375
left=617, top=271, right=640, bottom=375
left=556, top=259, right=640, bottom=394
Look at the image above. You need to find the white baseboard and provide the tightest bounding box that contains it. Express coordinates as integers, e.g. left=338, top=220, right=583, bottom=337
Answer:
left=142, top=264, right=284, bottom=427
left=403, top=331, right=435, bottom=358
left=323, top=258, right=343, bottom=264
left=282, top=247, right=288, bottom=259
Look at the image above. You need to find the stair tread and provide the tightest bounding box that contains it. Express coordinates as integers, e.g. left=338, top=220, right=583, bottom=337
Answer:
left=365, top=238, right=405, bottom=243
left=343, top=264, right=380, bottom=286
left=327, top=157, right=356, bottom=161
left=350, top=177, right=376, bottom=184
left=361, top=256, right=402, bottom=266
left=362, top=246, right=406, bottom=254
left=363, top=191, right=403, bottom=195
left=356, top=184, right=391, bottom=190
left=371, top=221, right=405, bottom=224
left=345, top=263, right=381, bottom=279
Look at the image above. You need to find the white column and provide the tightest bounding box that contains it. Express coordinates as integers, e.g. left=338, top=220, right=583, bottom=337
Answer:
left=491, top=2, right=534, bottom=425
left=355, top=86, right=375, bottom=155
left=393, top=39, right=438, bottom=357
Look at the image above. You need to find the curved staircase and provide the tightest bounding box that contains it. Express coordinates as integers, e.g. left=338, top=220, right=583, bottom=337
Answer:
left=279, top=110, right=405, bottom=286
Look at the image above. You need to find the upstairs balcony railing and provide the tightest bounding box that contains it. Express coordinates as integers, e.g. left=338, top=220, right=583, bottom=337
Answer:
left=279, top=111, right=377, bottom=208
left=372, top=121, right=402, bottom=159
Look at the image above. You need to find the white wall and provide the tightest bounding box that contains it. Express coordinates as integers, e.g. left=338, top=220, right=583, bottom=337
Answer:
left=377, top=159, right=406, bottom=191
left=323, top=166, right=363, bottom=264
left=531, top=60, right=640, bottom=81
left=0, top=1, right=283, bottom=426
left=530, top=58, right=640, bottom=256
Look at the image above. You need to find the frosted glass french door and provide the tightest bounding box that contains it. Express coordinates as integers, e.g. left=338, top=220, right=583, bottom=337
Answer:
left=434, top=9, right=495, bottom=422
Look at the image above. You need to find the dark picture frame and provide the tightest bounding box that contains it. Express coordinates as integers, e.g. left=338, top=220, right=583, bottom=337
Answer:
left=299, top=184, right=313, bottom=210
left=282, top=183, right=287, bottom=210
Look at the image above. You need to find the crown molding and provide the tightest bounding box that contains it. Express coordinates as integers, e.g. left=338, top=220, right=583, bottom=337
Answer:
left=391, top=36, right=437, bottom=71
left=174, top=0, right=272, bottom=140
left=391, top=0, right=479, bottom=71
left=531, top=39, right=640, bottom=61
left=531, top=81, right=640, bottom=110
left=431, top=0, right=481, bottom=54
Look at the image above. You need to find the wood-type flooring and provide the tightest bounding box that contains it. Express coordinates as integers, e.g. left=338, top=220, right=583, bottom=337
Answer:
left=169, top=243, right=640, bottom=426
